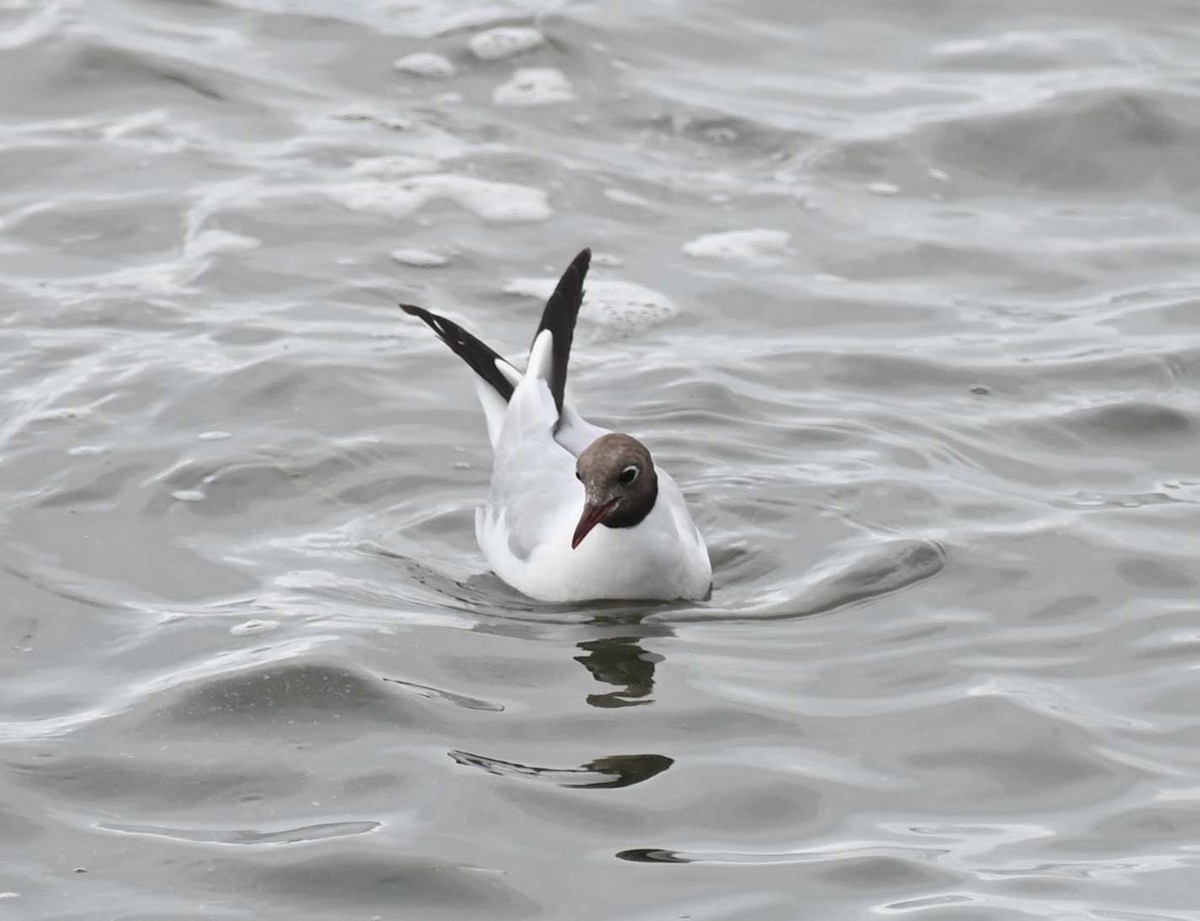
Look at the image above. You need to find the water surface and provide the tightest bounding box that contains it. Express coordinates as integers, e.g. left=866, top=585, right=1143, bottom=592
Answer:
left=2, top=0, right=1199, bottom=918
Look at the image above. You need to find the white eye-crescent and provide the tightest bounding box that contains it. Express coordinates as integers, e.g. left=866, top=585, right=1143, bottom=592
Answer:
left=618, top=465, right=639, bottom=485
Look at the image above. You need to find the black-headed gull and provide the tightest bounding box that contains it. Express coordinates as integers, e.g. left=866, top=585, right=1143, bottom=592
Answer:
left=401, top=248, right=712, bottom=603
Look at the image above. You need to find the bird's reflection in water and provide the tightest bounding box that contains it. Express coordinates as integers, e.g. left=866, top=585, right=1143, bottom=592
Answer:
left=448, top=750, right=673, bottom=789
left=459, top=590, right=673, bottom=708
left=574, top=606, right=672, bottom=709
left=575, top=635, right=662, bottom=708
left=446, top=609, right=677, bottom=789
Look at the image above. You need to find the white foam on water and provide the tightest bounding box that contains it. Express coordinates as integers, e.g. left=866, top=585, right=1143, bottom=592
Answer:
left=198, top=430, right=231, bottom=441
left=391, top=247, right=448, bottom=267
left=493, top=68, right=575, bottom=107
left=867, top=181, right=901, bottom=196
left=170, top=490, right=205, bottom=502
left=468, top=26, right=545, bottom=61
left=332, top=174, right=552, bottom=224
left=683, top=229, right=792, bottom=263
left=505, top=277, right=678, bottom=331
left=392, top=52, right=457, bottom=78
left=351, top=154, right=443, bottom=177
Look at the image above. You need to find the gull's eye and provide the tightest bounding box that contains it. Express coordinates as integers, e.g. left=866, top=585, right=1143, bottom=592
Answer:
left=618, top=465, right=639, bottom=485
left=575, top=470, right=582, bottom=482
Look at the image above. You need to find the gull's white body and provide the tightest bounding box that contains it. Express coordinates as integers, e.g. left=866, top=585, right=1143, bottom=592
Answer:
left=473, top=332, right=711, bottom=603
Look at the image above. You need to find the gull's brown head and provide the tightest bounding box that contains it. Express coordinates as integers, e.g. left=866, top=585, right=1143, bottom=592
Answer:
left=571, top=433, right=659, bottom=549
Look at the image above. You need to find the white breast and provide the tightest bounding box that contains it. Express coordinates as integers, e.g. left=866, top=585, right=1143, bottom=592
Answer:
left=476, top=467, right=711, bottom=603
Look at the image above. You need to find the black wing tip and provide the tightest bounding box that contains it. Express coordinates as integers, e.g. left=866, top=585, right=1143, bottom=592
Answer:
left=398, top=302, right=515, bottom=402
left=537, top=248, right=593, bottom=417
left=399, top=302, right=444, bottom=335
left=543, top=248, right=591, bottom=319
left=560, top=248, right=591, bottom=291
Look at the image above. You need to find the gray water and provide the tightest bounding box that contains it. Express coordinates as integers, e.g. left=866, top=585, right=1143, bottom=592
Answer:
left=3, top=0, right=1200, bottom=917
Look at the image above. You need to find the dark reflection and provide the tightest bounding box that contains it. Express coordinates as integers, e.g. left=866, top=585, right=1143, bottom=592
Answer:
left=448, top=750, right=673, bottom=789
left=569, top=608, right=675, bottom=709
left=616, top=848, right=690, bottom=864
left=575, top=635, right=662, bottom=708
left=464, top=599, right=675, bottom=709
